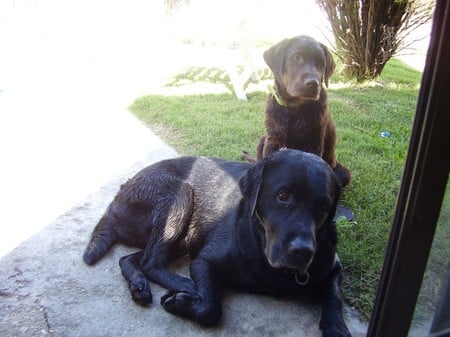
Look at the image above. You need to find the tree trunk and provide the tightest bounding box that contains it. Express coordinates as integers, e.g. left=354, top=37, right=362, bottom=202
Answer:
left=316, top=0, right=432, bottom=81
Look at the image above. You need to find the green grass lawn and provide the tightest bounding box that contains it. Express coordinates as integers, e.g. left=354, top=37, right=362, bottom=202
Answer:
left=130, top=58, right=448, bottom=320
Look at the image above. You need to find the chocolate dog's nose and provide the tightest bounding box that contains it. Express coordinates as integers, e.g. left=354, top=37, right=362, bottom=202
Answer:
left=305, top=78, right=319, bottom=89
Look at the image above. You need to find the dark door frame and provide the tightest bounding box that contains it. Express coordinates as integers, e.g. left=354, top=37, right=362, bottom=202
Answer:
left=367, top=1, right=450, bottom=336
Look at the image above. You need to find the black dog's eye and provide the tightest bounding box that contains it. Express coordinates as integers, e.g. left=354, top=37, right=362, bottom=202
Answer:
left=277, top=190, right=290, bottom=202
left=318, top=205, right=329, bottom=217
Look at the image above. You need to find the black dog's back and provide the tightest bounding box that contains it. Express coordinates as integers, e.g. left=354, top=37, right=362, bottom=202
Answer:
left=83, top=156, right=251, bottom=265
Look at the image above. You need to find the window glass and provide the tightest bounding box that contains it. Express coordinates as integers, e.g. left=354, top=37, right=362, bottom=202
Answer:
left=409, top=179, right=450, bottom=336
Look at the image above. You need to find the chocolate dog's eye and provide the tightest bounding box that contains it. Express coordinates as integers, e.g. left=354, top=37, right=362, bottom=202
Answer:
left=292, top=54, right=303, bottom=64
left=316, top=57, right=326, bottom=69
left=277, top=190, right=290, bottom=202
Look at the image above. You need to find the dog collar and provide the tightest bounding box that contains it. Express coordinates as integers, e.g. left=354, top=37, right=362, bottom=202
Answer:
left=268, top=85, right=300, bottom=108
left=294, top=271, right=310, bottom=285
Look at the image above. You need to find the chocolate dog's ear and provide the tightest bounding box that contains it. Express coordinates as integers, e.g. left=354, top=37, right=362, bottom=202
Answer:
left=320, top=43, right=336, bottom=87
left=263, top=38, right=291, bottom=80
left=239, top=161, right=265, bottom=217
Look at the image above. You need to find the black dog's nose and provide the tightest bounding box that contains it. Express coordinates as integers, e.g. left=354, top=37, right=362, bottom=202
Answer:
left=288, top=238, right=315, bottom=258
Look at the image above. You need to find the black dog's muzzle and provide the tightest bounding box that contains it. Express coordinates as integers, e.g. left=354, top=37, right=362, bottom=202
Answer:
left=256, top=211, right=314, bottom=284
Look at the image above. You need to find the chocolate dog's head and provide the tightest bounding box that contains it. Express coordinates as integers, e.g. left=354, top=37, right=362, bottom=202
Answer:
left=240, top=149, right=340, bottom=274
left=263, top=35, right=335, bottom=101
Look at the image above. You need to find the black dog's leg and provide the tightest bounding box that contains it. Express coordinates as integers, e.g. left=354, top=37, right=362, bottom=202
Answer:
left=161, top=257, right=223, bottom=326
left=140, top=240, right=195, bottom=294
left=139, top=182, right=196, bottom=294
left=319, top=258, right=352, bottom=337
left=119, top=251, right=153, bottom=305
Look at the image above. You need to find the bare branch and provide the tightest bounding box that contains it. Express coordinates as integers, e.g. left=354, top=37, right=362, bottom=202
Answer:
left=315, top=0, right=433, bottom=81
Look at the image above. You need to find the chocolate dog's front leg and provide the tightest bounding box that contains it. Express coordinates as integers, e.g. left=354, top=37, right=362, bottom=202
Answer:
left=257, top=135, right=285, bottom=160
left=263, top=135, right=285, bottom=158
left=319, top=258, right=352, bottom=337
left=161, top=256, right=223, bottom=326
left=322, top=123, right=337, bottom=168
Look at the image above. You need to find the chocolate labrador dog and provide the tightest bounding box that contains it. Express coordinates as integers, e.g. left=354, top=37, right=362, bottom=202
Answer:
left=83, top=150, right=351, bottom=337
left=256, top=35, right=351, bottom=187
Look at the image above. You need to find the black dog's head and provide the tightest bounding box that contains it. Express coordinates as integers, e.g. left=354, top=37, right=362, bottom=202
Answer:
left=263, top=35, right=335, bottom=101
left=240, top=149, right=340, bottom=275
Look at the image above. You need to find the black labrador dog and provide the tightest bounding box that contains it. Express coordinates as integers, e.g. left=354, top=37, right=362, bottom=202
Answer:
left=83, top=149, right=351, bottom=337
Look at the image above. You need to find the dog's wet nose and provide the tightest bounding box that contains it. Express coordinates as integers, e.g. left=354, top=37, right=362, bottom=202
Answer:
left=305, top=78, right=319, bottom=89
left=288, top=238, right=315, bottom=259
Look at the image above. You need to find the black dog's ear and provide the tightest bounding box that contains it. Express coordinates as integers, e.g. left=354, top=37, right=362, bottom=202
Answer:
left=239, top=160, right=265, bottom=217
left=320, top=43, right=336, bottom=87
left=326, top=172, right=342, bottom=225
left=263, top=38, right=291, bottom=80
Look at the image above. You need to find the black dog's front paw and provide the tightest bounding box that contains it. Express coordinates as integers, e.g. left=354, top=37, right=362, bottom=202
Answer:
left=160, top=290, right=201, bottom=312
left=129, top=275, right=152, bottom=306
left=175, top=277, right=196, bottom=294
left=160, top=290, right=221, bottom=326
left=321, top=325, right=352, bottom=337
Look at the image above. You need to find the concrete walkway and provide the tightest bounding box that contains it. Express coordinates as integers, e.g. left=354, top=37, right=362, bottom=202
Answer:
left=1, top=1, right=430, bottom=336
